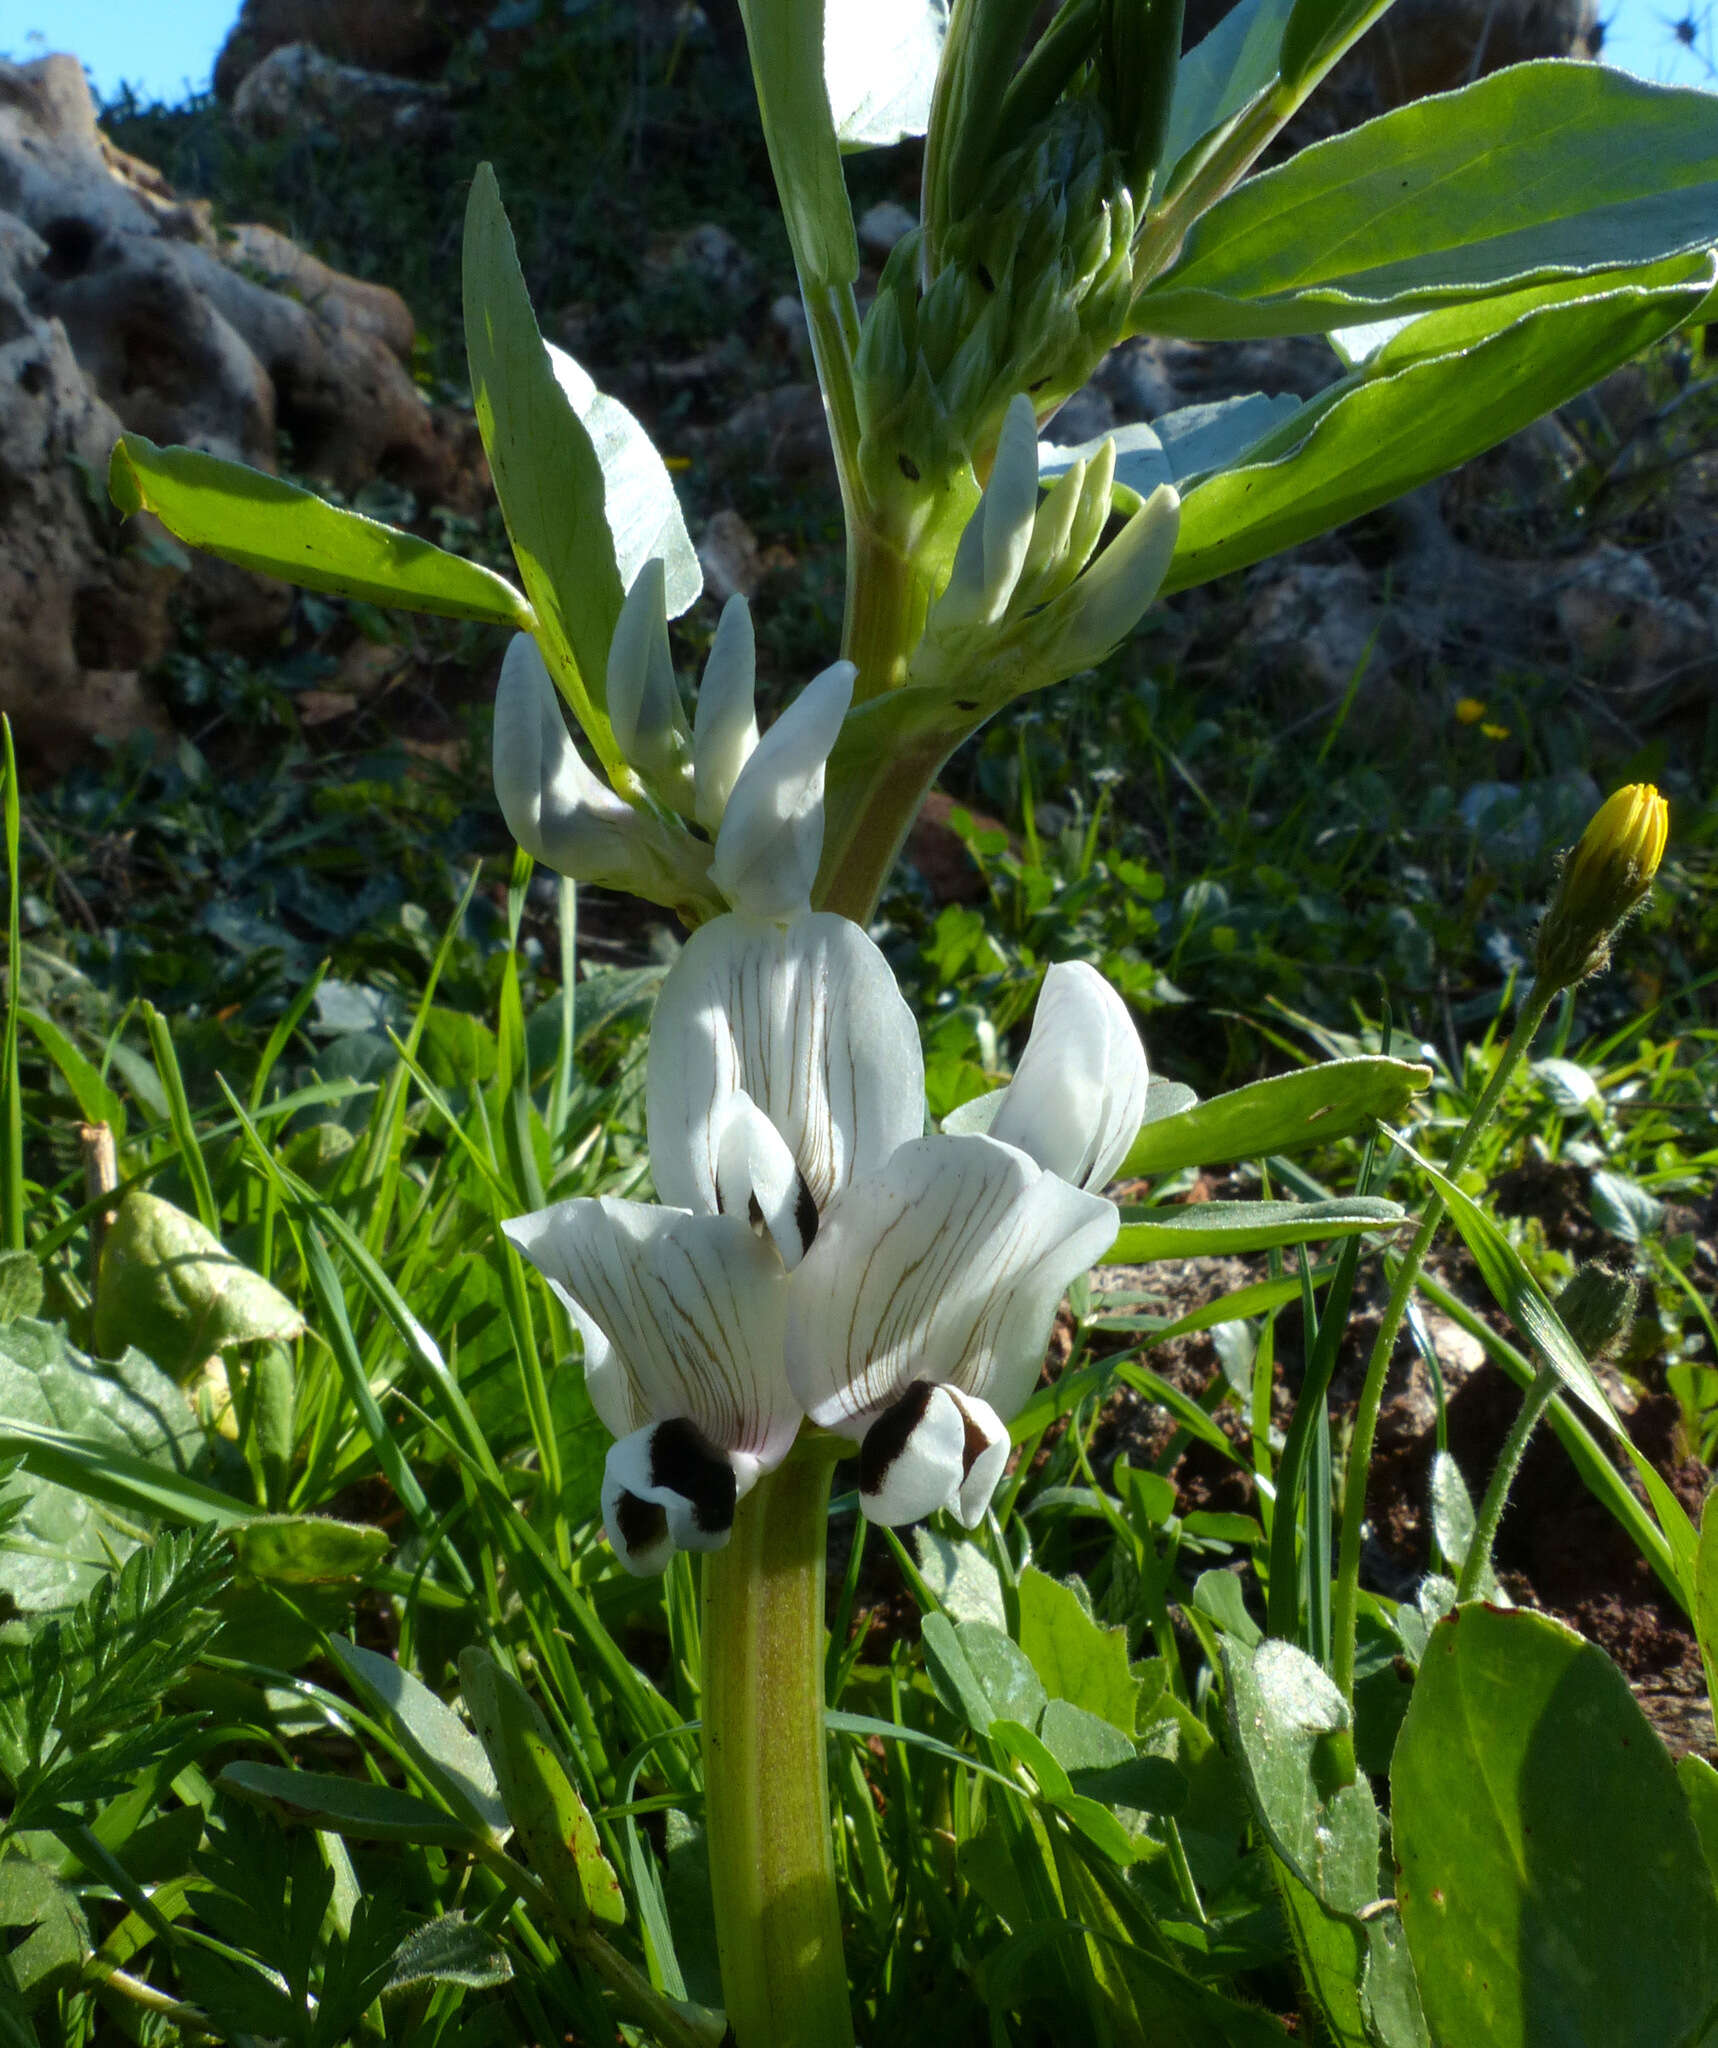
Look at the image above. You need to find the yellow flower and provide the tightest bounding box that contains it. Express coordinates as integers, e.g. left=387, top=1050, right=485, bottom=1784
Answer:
left=1480, top=721, right=1510, bottom=740
left=1535, top=783, right=1669, bottom=990
left=1455, top=697, right=1486, bottom=725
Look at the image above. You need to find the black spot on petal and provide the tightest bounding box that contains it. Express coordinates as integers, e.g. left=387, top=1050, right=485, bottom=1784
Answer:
left=611, top=1490, right=667, bottom=1559
left=958, top=1403, right=992, bottom=1480
left=794, top=1171, right=819, bottom=1257
left=898, top=452, right=921, bottom=482
left=649, top=1418, right=738, bottom=1535
left=859, top=1381, right=935, bottom=1498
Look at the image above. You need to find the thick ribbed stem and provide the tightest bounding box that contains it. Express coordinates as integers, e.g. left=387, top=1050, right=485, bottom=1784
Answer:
left=701, top=1454, right=853, bottom=2048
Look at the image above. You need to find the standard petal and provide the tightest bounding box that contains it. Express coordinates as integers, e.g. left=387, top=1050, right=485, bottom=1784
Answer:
left=648, top=910, right=924, bottom=1225
left=693, top=594, right=760, bottom=831
left=988, top=961, right=1150, bottom=1191
left=709, top=661, right=855, bottom=920
left=501, top=1197, right=796, bottom=1467
left=785, top=1134, right=1118, bottom=1433
left=602, top=1419, right=750, bottom=1574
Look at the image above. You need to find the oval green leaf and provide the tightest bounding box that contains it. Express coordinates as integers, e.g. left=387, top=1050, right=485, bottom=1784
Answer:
left=1107, top=1195, right=1402, bottom=1265
left=219, top=1762, right=479, bottom=1847
left=1393, top=1605, right=1718, bottom=2048
left=108, top=435, right=532, bottom=627
left=1164, top=263, right=1709, bottom=592
left=1122, top=1057, right=1431, bottom=1177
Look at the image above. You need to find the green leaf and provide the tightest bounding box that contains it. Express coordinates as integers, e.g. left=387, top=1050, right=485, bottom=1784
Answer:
left=1274, top=1856, right=1369, bottom=2048
left=1278, top=0, right=1392, bottom=89
left=987, top=1719, right=1142, bottom=1865
left=0, top=1253, right=42, bottom=1326
left=1106, top=1196, right=1401, bottom=1265
left=17, top=1009, right=125, bottom=1137
left=1016, top=1568, right=1142, bottom=1733
left=0, top=1858, right=89, bottom=2006
left=232, top=1517, right=388, bottom=1585
left=1164, top=262, right=1709, bottom=593
left=1362, top=1910, right=1432, bottom=2048
left=1144, top=65, right=1718, bottom=338
left=328, top=1636, right=510, bottom=1845
left=107, top=436, right=532, bottom=627
left=738, top=0, right=859, bottom=288
left=824, top=0, right=945, bottom=146
left=914, top=1529, right=1007, bottom=1628
left=219, top=1763, right=479, bottom=1848
left=1385, top=1126, right=1618, bottom=1433
left=921, top=1614, right=1046, bottom=1733
left=0, top=1318, right=210, bottom=1609
left=1393, top=1605, right=1718, bottom=2047
left=458, top=1648, right=624, bottom=1931
left=92, top=1191, right=304, bottom=1380
left=545, top=342, right=702, bottom=621
left=1222, top=1638, right=1380, bottom=1919
left=1428, top=1448, right=1495, bottom=1595
left=1162, top=0, right=1294, bottom=176
left=1678, top=1754, right=1718, bottom=1896
left=463, top=165, right=624, bottom=769
left=1695, top=1487, right=1718, bottom=1708
left=1122, top=1057, right=1430, bottom=1176
left=385, top=1913, right=514, bottom=1993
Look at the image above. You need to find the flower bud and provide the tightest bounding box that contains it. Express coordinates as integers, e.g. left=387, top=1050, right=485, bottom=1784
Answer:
left=1535, top=783, right=1669, bottom=990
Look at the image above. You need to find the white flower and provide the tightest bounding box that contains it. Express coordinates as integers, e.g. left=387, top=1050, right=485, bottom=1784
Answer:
left=491, top=635, right=716, bottom=916
left=491, top=586, right=855, bottom=925
left=502, top=1198, right=795, bottom=1574
left=504, top=637, right=1151, bottom=1567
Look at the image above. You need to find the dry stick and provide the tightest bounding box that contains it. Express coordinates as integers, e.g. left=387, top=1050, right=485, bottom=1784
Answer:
left=79, top=1118, right=119, bottom=1281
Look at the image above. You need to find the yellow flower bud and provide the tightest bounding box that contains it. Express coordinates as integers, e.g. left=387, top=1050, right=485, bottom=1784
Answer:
left=1535, top=783, right=1669, bottom=990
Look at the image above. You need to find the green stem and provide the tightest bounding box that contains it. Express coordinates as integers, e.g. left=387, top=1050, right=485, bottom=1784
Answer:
left=1456, top=1362, right=1560, bottom=1603
left=702, top=1453, right=854, bottom=2048
left=1331, top=977, right=1559, bottom=1704
left=842, top=523, right=928, bottom=700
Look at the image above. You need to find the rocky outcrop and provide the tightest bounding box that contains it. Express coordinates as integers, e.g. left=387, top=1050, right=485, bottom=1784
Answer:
left=212, top=0, right=491, bottom=101
left=231, top=43, right=452, bottom=143
left=0, top=54, right=474, bottom=768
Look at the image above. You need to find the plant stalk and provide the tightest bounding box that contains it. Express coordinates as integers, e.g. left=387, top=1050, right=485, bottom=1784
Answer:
left=1331, top=977, right=1558, bottom=1704
left=702, top=1452, right=853, bottom=2048
left=1456, top=1361, right=1560, bottom=1602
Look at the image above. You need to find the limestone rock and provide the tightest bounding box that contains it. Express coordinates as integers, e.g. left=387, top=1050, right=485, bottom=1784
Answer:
left=232, top=42, right=452, bottom=143
left=213, top=0, right=491, bottom=100
left=0, top=53, right=471, bottom=765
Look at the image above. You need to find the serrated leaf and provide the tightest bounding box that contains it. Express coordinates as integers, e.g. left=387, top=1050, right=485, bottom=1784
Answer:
left=0, top=1858, right=89, bottom=2005
left=1016, top=1568, right=1142, bottom=1734
left=1123, top=1057, right=1430, bottom=1176
left=329, top=1637, right=509, bottom=1844
left=93, top=1191, right=304, bottom=1380
left=0, top=1319, right=207, bottom=1610
left=107, top=436, right=532, bottom=627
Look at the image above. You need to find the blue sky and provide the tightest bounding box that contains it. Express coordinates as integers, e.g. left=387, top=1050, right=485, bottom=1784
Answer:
left=1, top=0, right=1714, bottom=109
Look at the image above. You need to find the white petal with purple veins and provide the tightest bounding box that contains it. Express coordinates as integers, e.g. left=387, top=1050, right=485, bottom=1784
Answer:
left=988, top=961, right=1149, bottom=1191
